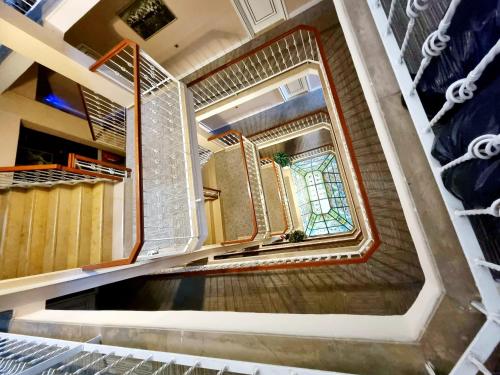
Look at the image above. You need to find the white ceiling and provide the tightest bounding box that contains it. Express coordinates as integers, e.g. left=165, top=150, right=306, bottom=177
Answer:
left=65, top=0, right=322, bottom=79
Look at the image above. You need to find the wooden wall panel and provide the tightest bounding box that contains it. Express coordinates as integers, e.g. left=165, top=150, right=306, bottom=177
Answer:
left=0, top=182, right=116, bottom=280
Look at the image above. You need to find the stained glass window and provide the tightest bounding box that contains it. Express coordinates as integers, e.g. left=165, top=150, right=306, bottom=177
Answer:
left=291, top=153, right=354, bottom=237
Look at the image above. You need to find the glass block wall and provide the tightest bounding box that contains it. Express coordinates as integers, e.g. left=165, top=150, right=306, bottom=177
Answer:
left=291, top=153, right=354, bottom=237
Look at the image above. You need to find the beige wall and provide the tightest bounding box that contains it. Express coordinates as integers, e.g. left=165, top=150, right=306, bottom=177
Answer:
left=202, top=157, right=224, bottom=244
left=0, top=110, right=21, bottom=167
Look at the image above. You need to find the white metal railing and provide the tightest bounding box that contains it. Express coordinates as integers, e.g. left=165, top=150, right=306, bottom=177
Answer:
left=290, top=144, right=336, bottom=162
left=80, top=86, right=127, bottom=151
left=72, top=159, right=129, bottom=179
left=0, top=165, right=119, bottom=190
left=0, top=332, right=348, bottom=375
left=198, top=145, right=213, bottom=166
left=187, top=27, right=319, bottom=111
left=3, top=0, right=44, bottom=16
left=248, top=111, right=331, bottom=148
left=368, top=1, right=500, bottom=373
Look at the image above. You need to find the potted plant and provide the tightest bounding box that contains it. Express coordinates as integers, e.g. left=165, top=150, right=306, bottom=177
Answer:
left=288, top=230, right=306, bottom=243
left=273, top=151, right=291, bottom=167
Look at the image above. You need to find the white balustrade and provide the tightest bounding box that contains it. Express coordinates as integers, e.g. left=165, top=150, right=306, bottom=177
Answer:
left=367, top=1, right=500, bottom=373
left=188, top=28, right=319, bottom=111
left=249, top=111, right=331, bottom=148
left=0, top=332, right=347, bottom=375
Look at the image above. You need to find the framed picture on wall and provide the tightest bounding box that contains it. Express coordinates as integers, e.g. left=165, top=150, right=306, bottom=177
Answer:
left=119, top=0, right=176, bottom=40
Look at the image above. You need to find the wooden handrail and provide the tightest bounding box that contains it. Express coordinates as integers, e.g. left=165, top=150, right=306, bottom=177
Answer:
left=247, top=109, right=330, bottom=139
left=187, top=24, right=381, bottom=266
left=261, top=157, right=289, bottom=236
left=82, top=42, right=144, bottom=270
left=89, top=39, right=137, bottom=72
left=208, top=130, right=259, bottom=245
left=0, top=164, right=62, bottom=172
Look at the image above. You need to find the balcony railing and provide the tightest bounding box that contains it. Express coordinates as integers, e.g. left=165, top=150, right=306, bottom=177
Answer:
left=81, top=39, right=204, bottom=269
left=367, top=0, right=500, bottom=373
left=290, top=144, right=335, bottom=162
left=187, top=26, right=319, bottom=111
left=0, top=332, right=348, bottom=375
left=0, top=155, right=126, bottom=190
left=248, top=110, right=331, bottom=148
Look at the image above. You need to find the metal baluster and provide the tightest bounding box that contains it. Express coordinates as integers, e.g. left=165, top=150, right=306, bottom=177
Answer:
left=307, top=32, right=315, bottom=61
left=411, top=0, right=462, bottom=92
left=299, top=30, right=308, bottom=60
left=400, top=0, right=430, bottom=63
left=468, top=355, right=492, bottom=375
left=386, top=0, right=398, bottom=35
left=229, top=65, right=245, bottom=89
left=151, top=360, right=174, bottom=375
left=51, top=350, right=98, bottom=373
left=222, top=69, right=238, bottom=91
left=292, top=33, right=300, bottom=63
left=277, top=40, right=288, bottom=69
left=93, top=354, right=132, bottom=375
left=248, top=56, right=263, bottom=82
left=183, top=362, right=200, bottom=375
left=439, top=134, right=500, bottom=173
left=122, top=355, right=153, bottom=375
left=284, top=36, right=295, bottom=66
left=255, top=52, right=268, bottom=78
left=72, top=352, right=114, bottom=375
left=455, top=199, right=500, bottom=218
left=428, top=40, right=500, bottom=128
